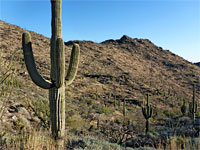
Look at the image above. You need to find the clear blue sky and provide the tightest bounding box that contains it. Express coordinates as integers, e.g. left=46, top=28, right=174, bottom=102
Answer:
left=0, top=0, right=199, bottom=62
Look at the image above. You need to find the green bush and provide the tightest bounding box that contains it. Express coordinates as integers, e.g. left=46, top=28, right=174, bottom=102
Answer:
left=102, top=107, right=111, bottom=115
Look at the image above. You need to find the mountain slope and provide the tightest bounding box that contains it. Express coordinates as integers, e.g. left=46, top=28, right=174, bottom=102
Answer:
left=1, top=19, right=200, bottom=115
left=194, top=62, right=200, bottom=67
left=1, top=19, right=200, bottom=110
left=0, top=20, right=200, bottom=148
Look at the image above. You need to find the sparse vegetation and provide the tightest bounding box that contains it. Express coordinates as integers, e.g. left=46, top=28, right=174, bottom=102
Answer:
left=0, top=15, right=200, bottom=149
left=0, top=51, right=20, bottom=121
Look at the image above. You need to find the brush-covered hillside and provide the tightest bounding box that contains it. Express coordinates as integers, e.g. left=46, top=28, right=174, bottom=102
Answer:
left=0, top=20, right=200, bottom=149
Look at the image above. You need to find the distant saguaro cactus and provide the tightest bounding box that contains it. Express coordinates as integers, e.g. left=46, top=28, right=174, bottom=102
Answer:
left=181, top=99, right=186, bottom=116
left=22, top=0, right=80, bottom=147
left=123, top=99, right=126, bottom=119
left=142, top=94, right=153, bottom=134
left=189, top=84, right=198, bottom=124
left=113, top=95, right=116, bottom=107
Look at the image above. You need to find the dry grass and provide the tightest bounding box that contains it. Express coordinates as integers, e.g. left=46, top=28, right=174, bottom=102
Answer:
left=156, top=136, right=200, bottom=150
left=0, top=129, right=58, bottom=150
left=1, top=129, right=199, bottom=150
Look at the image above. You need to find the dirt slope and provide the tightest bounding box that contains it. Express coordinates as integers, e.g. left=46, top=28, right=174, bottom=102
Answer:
left=0, top=20, right=200, bottom=134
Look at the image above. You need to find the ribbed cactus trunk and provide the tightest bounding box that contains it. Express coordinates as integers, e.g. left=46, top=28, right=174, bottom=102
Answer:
left=123, top=99, right=126, bottom=121
left=22, top=0, right=80, bottom=148
left=144, top=94, right=150, bottom=134
left=145, top=119, right=149, bottom=135
left=192, top=84, right=195, bottom=122
left=50, top=0, right=65, bottom=142
left=189, top=84, right=197, bottom=124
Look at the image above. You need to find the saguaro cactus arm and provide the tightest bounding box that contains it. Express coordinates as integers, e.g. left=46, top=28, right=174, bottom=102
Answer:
left=65, top=43, right=80, bottom=85
left=142, top=106, right=152, bottom=119
left=142, top=94, right=153, bottom=119
left=22, top=32, right=53, bottom=89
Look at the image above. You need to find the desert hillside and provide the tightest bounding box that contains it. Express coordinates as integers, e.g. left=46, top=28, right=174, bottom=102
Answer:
left=0, top=20, right=200, bottom=149
left=195, top=62, right=200, bottom=67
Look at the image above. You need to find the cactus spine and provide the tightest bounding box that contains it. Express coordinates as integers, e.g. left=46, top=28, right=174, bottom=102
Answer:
left=189, top=84, right=198, bottom=123
left=22, top=0, right=80, bottom=146
left=142, top=94, right=153, bottom=134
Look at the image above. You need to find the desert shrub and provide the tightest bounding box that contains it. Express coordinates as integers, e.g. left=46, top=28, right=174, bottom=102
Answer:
left=196, top=112, right=200, bottom=117
left=99, top=120, right=135, bottom=145
left=91, top=103, right=103, bottom=113
left=27, top=98, right=50, bottom=128
left=66, top=116, right=89, bottom=132
left=163, top=109, right=181, bottom=118
left=67, top=137, right=134, bottom=150
left=114, top=118, right=121, bottom=124
left=82, top=97, right=94, bottom=106
left=0, top=51, right=20, bottom=120
left=102, top=107, right=112, bottom=115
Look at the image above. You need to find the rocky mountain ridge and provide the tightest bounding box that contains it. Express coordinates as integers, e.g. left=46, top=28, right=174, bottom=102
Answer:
left=194, top=62, right=200, bottom=67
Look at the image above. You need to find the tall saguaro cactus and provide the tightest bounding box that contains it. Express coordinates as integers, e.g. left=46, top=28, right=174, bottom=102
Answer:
left=22, top=0, right=80, bottom=146
left=142, top=94, right=153, bottom=134
left=189, top=84, right=198, bottom=124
